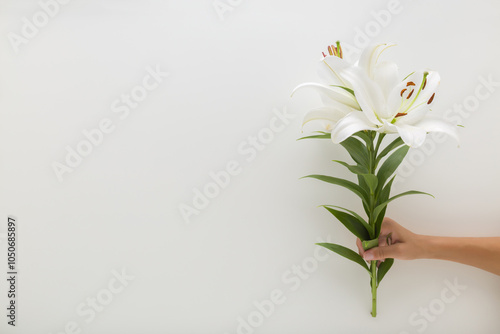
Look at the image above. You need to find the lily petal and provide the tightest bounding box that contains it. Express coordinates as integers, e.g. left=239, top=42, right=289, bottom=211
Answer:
left=292, top=82, right=361, bottom=110
left=302, top=106, right=348, bottom=127
left=379, top=119, right=399, bottom=134
left=331, top=111, right=378, bottom=144
left=394, top=102, right=430, bottom=126
left=341, top=67, right=385, bottom=124
left=387, top=79, right=412, bottom=118
left=416, top=71, right=440, bottom=107
left=387, top=70, right=439, bottom=120
left=413, top=116, right=460, bottom=145
left=373, top=61, right=399, bottom=99
left=395, top=124, right=427, bottom=147
left=318, top=55, right=352, bottom=87
left=358, top=43, right=396, bottom=79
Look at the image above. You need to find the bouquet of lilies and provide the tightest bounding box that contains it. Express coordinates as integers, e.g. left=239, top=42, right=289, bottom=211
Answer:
left=293, top=42, right=459, bottom=317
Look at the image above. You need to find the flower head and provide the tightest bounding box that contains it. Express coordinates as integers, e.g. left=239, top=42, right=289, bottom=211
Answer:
left=293, top=43, right=459, bottom=147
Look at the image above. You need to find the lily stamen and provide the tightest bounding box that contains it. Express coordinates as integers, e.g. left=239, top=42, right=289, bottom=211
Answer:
left=400, top=72, right=429, bottom=114
left=336, top=41, right=343, bottom=58
left=322, top=42, right=344, bottom=59
left=332, top=46, right=339, bottom=57
left=427, top=93, right=435, bottom=104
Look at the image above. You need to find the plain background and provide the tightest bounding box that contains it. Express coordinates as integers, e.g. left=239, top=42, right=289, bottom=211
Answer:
left=1, top=0, right=500, bottom=333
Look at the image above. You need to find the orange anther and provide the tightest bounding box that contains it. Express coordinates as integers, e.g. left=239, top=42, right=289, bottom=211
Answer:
left=427, top=93, right=435, bottom=104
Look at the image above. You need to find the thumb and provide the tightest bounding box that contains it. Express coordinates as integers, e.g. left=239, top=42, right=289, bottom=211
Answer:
left=363, top=244, right=401, bottom=261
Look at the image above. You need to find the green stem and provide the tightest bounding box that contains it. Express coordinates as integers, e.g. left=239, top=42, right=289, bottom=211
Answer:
left=368, top=132, right=378, bottom=317
left=370, top=260, right=377, bottom=317
left=362, top=238, right=379, bottom=251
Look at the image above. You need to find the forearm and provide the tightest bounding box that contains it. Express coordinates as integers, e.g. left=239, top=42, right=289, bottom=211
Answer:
left=418, top=235, right=500, bottom=276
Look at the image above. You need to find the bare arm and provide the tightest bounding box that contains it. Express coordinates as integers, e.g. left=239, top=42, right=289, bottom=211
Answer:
left=356, top=217, right=500, bottom=276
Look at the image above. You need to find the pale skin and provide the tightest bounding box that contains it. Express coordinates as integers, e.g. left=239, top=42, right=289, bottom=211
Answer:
left=356, top=217, right=500, bottom=276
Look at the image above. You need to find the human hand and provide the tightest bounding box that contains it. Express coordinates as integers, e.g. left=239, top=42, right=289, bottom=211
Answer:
left=356, top=217, right=425, bottom=261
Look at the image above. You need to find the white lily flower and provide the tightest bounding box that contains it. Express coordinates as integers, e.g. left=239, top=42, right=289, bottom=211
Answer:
left=292, top=42, right=360, bottom=130
left=294, top=43, right=460, bottom=148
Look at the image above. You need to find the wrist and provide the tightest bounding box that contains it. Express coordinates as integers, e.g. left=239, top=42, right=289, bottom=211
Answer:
left=414, top=234, right=438, bottom=259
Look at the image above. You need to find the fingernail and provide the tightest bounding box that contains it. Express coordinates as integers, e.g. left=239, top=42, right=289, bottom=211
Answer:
left=364, top=253, right=374, bottom=261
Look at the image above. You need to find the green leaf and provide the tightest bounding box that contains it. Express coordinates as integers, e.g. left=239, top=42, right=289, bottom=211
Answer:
left=374, top=133, right=386, bottom=156
left=297, top=133, right=331, bottom=140
left=374, top=206, right=387, bottom=237
left=340, top=137, right=370, bottom=168
left=372, top=190, right=434, bottom=226
left=332, top=160, right=369, bottom=175
left=323, top=205, right=373, bottom=236
left=357, top=175, right=372, bottom=217
left=322, top=206, right=371, bottom=240
left=376, top=145, right=409, bottom=190
left=377, top=175, right=395, bottom=205
left=374, top=176, right=395, bottom=235
left=316, top=243, right=371, bottom=274
left=352, top=130, right=372, bottom=147
left=301, top=174, right=369, bottom=205
left=361, top=174, right=378, bottom=195
left=377, top=258, right=394, bottom=286
left=375, top=136, right=404, bottom=165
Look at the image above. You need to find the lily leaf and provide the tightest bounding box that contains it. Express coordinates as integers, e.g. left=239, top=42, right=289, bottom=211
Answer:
left=340, top=137, right=370, bottom=168
left=301, top=174, right=369, bottom=205
left=376, top=145, right=409, bottom=190
left=322, top=205, right=373, bottom=236
left=377, top=258, right=394, bottom=286
left=352, top=130, right=372, bottom=147
left=373, top=190, right=434, bottom=226
left=374, top=176, right=395, bottom=235
left=322, top=206, right=371, bottom=240
left=375, top=136, right=404, bottom=165
left=316, top=243, right=371, bottom=274
left=297, top=133, right=331, bottom=140
left=374, top=206, right=387, bottom=236
left=357, top=175, right=372, bottom=217
left=332, top=160, right=369, bottom=175
left=377, top=175, right=395, bottom=204
left=361, top=174, right=378, bottom=195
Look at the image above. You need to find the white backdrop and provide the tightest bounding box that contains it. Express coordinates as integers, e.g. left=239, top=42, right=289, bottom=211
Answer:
left=1, top=0, right=500, bottom=333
